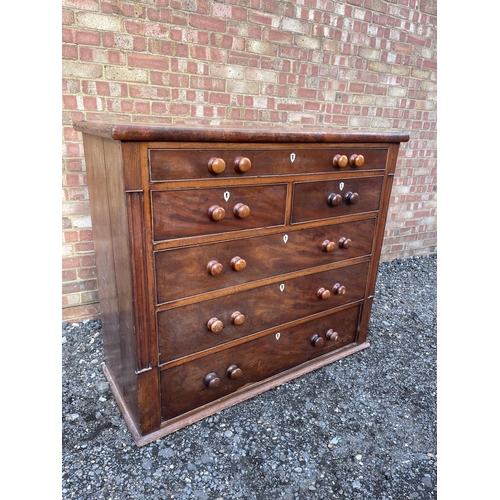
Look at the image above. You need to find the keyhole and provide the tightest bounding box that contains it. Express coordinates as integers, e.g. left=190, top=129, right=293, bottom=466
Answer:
left=283, top=234, right=288, bottom=244
left=279, top=284, right=285, bottom=292
left=339, top=182, right=344, bottom=191
left=224, top=191, right=230, bottom=202
left=276, top=332, right=281, bottom=340
left=290, top=153, right=296, bottom=163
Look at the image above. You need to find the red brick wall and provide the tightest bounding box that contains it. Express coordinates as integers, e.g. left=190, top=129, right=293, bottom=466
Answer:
left=62, top=0, right=437, bottom=322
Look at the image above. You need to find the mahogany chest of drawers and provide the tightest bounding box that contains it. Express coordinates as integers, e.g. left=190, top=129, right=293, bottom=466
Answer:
left=74, top=121, right=409, bottom=446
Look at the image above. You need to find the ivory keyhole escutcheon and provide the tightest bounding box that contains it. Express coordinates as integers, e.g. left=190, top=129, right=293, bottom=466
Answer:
left=290, top=153, right=296, bottom=163
left=283, top=234, right=288, bottom=244
left=223, top=191, right=230, bottom=202
left=280, top=284, right=285, bottom=292
left=340, top=182, right=344, bottom=191
left=276, top=332, right=281, bottom=340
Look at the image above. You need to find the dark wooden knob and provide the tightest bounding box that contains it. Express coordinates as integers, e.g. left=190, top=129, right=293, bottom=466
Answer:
left=326, top=329, right=339, bottom=341
left=227, top=364, right=243, bottom=379
left=204, top=372, right=221, bottom=389
left=333, top=154, right=348, bottom=168
left=310, top=334, right=324, bottom=347
left=207, top=260, right=223, bottom=276
left=231, top=311, right=246, bottom=326
left=332, top=283, right=346, bottom=295
left=233, top=203, right=250, bottom=219
left=234, top=156, right=252, bottom=173
left=322, top=239, right=336, bottom=252
left=327, top=193, right=342, bottom=206
left=349, top=154, right=364, bottom=167
left=230, top=256, right=246, bottom=271
left=207, top=157, right=226, bottom=174
left=208, top=205, right=226, bottom=221
left=207, top=317, right=224, bottom=333
left=338, top=237, right=352, bottom=249
left=344, top=191, right=359, bottom=205
left=317, top=287, right=331, bottom=300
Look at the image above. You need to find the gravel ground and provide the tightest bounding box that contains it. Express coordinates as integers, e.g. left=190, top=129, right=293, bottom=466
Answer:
left=62, top=254, right=437, bottom=499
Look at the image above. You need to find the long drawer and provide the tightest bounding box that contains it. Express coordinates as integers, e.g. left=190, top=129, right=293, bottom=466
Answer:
left=149, top=147, right=388, bottom=181
left=155, top=218, right=375, bottom=303
left=292, top=176, right=384, bottom=223
left=152, top=184, right=287, bottom=241
left=157, top=261, right=369, bottom=364
left=160, top=305, right=361, bottom=420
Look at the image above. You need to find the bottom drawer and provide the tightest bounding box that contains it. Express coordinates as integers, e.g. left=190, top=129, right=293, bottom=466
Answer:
left=160, top=305, right=361, bottom=421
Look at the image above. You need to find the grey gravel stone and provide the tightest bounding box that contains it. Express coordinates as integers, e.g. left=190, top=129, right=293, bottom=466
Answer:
left=62, top=254, right=437, bottom=499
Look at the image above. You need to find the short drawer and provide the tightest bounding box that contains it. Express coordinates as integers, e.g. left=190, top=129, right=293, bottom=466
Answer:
left=160, top=305, right=361, bottom=421
left=149, top=147, right=388, bottom=181
left=155, top=218, right=375, bottom=303
left=152, top=184, right=287, bottom=241
left=157, top=261, right=369, bottom=364
left=292, top=176, right=384, bottom=223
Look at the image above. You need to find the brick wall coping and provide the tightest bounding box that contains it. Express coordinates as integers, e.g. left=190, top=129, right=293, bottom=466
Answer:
left=74, top=120, right=410, bottom=144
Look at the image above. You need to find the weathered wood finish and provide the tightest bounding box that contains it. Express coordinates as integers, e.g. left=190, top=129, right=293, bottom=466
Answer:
left=74, top=120, right=408, bottom=446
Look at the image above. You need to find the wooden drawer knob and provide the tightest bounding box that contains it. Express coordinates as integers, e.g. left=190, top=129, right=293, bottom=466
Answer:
left=338, top=237, right=352, bottom=249
left=208, top=157, right=226, bottom=174
left=333, top=154, right=348, bottom=168
left=310, top=334, right=324, bottom=347
left=208, top=205, right=226, bottom=221
left=327, top=193, right=342, bottom=207
left=234, top=156, right=252, bottom=173
left=317, top=287, right=331, bottom=300
left=231, top=311, right=246, bottom=326
left=332, top=283, right=346, bottom=295
left=207, top=260, right=223, bottom=276
left=204, top=372, right=221, bottom=389
left=326, top=329, right=339, bottom=341
left=344, top=191, right=359, bottom=205
left=322, top=239, right=336, bottom=252
left=349, top=154, right=365, bottom=167
left=227, top=364, right=243, bottom=379
left=207, top=317, right=224, bottom=333
left=231, top=256, right=246, bottom=271
left=233, top=203, right=250, bottom=219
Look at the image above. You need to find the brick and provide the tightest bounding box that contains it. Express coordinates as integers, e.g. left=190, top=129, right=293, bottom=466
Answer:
left=76, top=12, right=122, bottom=32
left=282, top=17, right=310, bottom=35
left=104, top=66, right=148, bottom=83
left=128, top=53, right=169, bottom=70
left=62, top=61, right=103, bottom=78
left=189, top=13, right=226, bottom=32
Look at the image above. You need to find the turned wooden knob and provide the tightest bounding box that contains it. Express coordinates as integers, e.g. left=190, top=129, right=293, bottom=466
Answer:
left=207, top=260, right=223, bottom=276
left=338, top=237, right=352, bottom=249
left=327, top=193, right=342, bottom=207
left=322, top=239, right=336, bottom=252
left=204, top=372, right=221, bottom=389
left=332, top=283, right=346, bottom=295
left=310, top=334, right=324, bottom=347
left=326, top=329, right=339, bottom=341
left=208, top=205, right=226, bottom=221
left=333, top=154, right=348, bottom=168
left=234, top=156, right=252, bottom=173
left=227, top=364, right=243, bottom=379
left=349, top=154, right=365, bottom=167
left=207, top=317, right=224, bottom=333
left=231, top=311, right=246, bottom=326
left=208, top=157, right=226, bottom=174
left=344, top=191, right=359, bottom=205
left=230, top=256, right=246, bottom=272
left=317, top=287, right=331, bottom=300
left=233, top=203, right=250, bottom=219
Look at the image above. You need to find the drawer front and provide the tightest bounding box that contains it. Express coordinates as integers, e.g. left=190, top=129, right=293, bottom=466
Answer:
left=149, top=147, right=388, bottom=181
left=292, top=176, right=384, bottom=223
left=152, top=184, right=287, bottom=241
left=160, top=305, right=361, bottom=420
left=155, top=218, right=375, bottom=303
left=157, top=261, right=369, bottom=364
